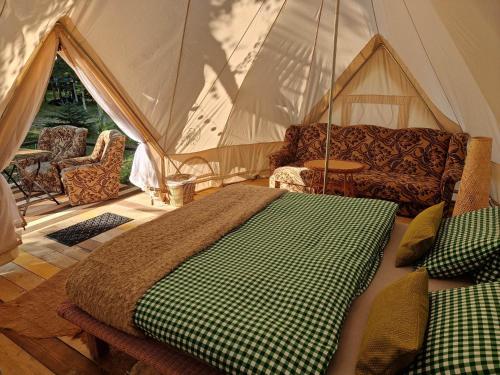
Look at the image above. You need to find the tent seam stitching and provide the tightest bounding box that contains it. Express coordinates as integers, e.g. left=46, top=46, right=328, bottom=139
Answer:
left=217, top=0, right=289, bottom=147
left=185, top=1, right=267, bottom=127
left=165, top=0, right=192, bottom=144
left=300, top=0, right=325, bottom=123
left=402, top=0, right=462, bottom=128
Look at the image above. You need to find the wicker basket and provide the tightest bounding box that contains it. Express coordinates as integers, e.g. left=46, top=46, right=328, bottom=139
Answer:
left=165, top=174, right=196, bottom=207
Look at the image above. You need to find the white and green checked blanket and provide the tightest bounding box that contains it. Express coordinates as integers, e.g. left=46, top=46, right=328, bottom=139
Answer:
left=134, top=193, right=397, bottom=375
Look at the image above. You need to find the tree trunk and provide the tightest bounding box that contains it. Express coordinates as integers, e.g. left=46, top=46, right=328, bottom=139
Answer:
left=72, top=81, right=78, bottom=103
left=82, top=89, right=87, bottom=111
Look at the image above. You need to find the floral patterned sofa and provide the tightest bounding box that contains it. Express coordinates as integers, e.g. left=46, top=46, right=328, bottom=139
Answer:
left=269, top=123, right=469, bottom=217
left=57, top=130, right=125, bottom=206
left=17, top=125, right=88, bottom=193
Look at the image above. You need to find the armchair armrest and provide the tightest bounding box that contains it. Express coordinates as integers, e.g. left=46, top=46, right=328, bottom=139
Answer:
left=57, top=156, right=96, bottom=170
left=61, top=162, right=117, bottom=206
left=14, top=153, right=51, bottom=170
left=61, top=163, right=111, bottom=206
left=269, top=148, right=296, bottom=174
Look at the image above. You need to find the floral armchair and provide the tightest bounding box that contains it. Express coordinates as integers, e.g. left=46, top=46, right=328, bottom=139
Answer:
left=269, top=123, right=469, bottom=217
left=57, top=130, right=125, bottom=206
left=17, top=126, right=88, bottom=193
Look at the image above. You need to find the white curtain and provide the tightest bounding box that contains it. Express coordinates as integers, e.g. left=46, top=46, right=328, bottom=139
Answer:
left=58, top=50, right=160, bottom=190
left=129, top=143, right=160, bottom=188
left=0, top=32, right=59, bottom=265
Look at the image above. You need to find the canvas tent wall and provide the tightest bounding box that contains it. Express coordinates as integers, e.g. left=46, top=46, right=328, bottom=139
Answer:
left=1, top=0, right=499, bottom=263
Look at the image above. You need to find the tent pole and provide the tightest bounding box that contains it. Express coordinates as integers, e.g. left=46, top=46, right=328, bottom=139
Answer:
left=323, top=0, right=341, bottom=194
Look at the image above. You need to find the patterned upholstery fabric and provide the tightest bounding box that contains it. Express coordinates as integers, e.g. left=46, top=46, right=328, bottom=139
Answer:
left=17, top=126, right=88, bottom=193
left=269, top=123, right=469, bottom=217
left=59, top=130, right=125, bottom=206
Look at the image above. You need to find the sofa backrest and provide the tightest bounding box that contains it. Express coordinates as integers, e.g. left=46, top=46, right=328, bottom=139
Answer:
left=293, top=123, right=458, bottom=178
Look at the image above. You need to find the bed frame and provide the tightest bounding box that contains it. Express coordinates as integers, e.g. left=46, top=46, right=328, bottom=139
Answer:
left=57, top=302, right=220, bottom=375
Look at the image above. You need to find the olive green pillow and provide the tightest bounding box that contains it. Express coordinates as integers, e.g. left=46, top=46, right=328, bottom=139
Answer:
left=396, top=202, right=445, bottom=267
left=355, top=268, right=429, bottom=375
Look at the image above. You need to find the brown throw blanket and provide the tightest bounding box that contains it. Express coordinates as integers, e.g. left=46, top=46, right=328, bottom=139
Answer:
left=66, top=185, right=285, bottom=336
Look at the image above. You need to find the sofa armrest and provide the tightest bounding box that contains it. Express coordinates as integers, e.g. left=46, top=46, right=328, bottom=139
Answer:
left=440, top=167, right=463, bottom=203
left=269, top=149, right=296, bottom=174
left=441, top=132, right=469, bottom=202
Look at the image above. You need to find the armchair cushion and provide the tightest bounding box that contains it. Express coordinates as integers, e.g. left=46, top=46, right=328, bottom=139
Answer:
left=57, top=156, right=96, bottom=170
left=62, top=163, right=121, bottom=206
left=61, top=130, right=125, bottom=206
left=18, top=125, right=88, bottom=193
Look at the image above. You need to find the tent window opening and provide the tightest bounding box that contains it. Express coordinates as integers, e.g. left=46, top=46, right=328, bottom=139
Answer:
left=22, top=55, right=138, bottom=185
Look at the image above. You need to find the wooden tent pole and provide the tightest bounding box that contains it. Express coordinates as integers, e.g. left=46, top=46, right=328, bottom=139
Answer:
left=323, top=0, right=341, bottom=194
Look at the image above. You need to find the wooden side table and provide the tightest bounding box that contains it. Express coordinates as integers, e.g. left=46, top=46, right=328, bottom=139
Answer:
left=304, top=159, right=367, bottom=196
left=10, top=148, right=60, bottom=215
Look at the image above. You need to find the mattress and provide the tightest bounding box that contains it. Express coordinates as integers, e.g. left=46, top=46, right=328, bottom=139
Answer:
left=327, top=221, right=473, bottom=375
left=133, top=193, right=398, bottom=375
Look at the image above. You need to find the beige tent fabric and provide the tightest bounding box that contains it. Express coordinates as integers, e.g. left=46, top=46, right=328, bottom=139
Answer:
left=0, top=31, right=59, bottom=264
left=377, top=0, right=499, bottom=160
left=314, top=37, right=460, bottom=133
left=168, top=142, right=283, bottom=190
left=56, top=24, right=162, bottom=190
left=56, top=22, right=167, bottom=167
left=0, top=0, right=73, bottom=116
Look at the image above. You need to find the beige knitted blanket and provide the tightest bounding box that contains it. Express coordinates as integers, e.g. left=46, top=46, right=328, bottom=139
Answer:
left=66, top=184, right=285, bottom=335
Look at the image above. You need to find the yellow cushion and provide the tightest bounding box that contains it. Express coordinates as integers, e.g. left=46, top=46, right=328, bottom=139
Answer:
left=395, top=202, right=445, bottom=267
left=355, top=268, right=429, bottom=375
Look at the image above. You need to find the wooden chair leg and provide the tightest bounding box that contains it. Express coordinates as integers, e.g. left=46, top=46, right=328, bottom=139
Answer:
left=84, top=332, right=110, bottom=360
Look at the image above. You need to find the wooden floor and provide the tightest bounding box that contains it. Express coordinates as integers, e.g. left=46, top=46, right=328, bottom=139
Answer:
left=0, top=178, right=269, bottom=375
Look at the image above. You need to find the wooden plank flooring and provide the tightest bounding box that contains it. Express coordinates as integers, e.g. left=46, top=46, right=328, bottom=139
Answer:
left=0, top=179, right=268, bottom=374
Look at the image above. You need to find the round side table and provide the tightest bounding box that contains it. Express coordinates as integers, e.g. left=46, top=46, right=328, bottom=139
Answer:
left=304, top=159, right=367, bottom=196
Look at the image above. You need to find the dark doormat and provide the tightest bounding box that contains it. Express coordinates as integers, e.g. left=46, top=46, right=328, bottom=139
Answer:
left=46, top=212, right=133, bottom=247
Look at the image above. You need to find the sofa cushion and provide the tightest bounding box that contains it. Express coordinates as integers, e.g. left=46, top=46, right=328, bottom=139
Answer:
left=354, top=171, right=442, bottom=205
left=271, top=166, right=442, bottom=206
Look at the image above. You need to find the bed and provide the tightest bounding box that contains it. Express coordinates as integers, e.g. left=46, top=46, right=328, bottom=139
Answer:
left=58, top=185, right=469, bottom=374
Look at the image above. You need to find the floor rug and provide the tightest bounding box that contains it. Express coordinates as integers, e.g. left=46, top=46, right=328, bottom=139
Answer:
left=0, top=266, right=80, bottom=338
left=46, top=212, right=132, bottom=246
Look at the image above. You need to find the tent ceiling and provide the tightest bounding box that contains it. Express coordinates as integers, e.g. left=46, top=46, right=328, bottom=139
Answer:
left=1, top=0, right=499, bottom=163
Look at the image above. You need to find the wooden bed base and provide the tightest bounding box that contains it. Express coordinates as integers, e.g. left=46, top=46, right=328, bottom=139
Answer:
left=57, top=302, right=220, bottom=375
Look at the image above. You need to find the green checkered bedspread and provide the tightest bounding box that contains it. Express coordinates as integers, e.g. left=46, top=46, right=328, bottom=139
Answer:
left=134, top=193, right=398, bottom=375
